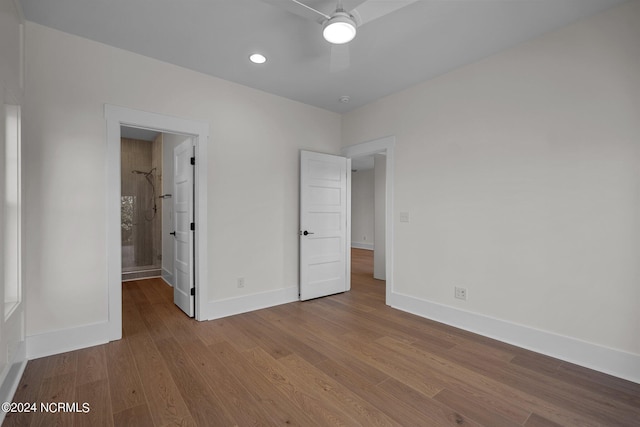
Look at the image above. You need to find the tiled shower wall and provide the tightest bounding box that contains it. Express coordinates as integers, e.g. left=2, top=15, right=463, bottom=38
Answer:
left=121, top=135, right=163, bottom=279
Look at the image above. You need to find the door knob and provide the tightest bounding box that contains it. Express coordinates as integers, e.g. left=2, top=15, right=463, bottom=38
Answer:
left=302, top=230, right=314, bottom=236
left=170, top=231, right=176, bottom=236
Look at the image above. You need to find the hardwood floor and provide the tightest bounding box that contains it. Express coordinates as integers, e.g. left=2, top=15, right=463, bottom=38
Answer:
left=6, top=248, right=640, bottom=426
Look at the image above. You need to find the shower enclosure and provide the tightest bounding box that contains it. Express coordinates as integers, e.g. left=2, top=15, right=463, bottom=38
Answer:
left=121, top=134, right=163, bottom=281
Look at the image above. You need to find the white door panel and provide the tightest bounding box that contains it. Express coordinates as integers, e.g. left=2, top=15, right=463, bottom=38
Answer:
left=300, top=151, right=348, bottom=301
left=174, top=139, right=194, bottom=316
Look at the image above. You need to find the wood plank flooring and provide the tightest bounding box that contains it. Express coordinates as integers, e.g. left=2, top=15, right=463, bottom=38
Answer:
left=5, top=248, right=640, bottom=426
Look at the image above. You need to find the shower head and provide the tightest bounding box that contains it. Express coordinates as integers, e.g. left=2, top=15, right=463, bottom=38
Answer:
left=131, top=168, right=156, bottom=176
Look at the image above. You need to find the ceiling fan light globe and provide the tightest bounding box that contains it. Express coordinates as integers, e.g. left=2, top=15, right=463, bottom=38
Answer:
left=323, top=13, right=356, bottom=44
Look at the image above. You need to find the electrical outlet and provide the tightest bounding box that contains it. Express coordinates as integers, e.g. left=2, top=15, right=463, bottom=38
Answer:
left=237, top=277, right=245, bottom=288
left=363, top=236, right=367, bottom=241
left=455, top=287, right=467, bottom=300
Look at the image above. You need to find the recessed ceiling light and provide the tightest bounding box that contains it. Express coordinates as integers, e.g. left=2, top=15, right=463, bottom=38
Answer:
left=249, top=53, right=267, bottom=64
left=339, top=95, right=350, bottom=103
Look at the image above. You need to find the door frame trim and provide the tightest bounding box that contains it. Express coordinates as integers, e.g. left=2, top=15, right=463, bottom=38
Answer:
left=105, top=105, right=209, bottom=340
left=342, top=136, right=395, bottom=304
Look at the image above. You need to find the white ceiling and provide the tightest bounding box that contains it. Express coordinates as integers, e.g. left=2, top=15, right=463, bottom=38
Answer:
left=19, top=0, right=627, bottom=113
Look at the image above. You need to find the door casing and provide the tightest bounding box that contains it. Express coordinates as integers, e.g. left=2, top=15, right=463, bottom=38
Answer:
left=105, top=105, right=209, bottom=340
left=342, top=136, right=395, bottom=305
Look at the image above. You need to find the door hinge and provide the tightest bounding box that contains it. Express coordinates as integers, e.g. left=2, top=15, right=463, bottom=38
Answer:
left=190, top=222, right=195, bottom=231
left=190, top=157, right=195, bottom=165
left=190, top=287, right=195, bottom=296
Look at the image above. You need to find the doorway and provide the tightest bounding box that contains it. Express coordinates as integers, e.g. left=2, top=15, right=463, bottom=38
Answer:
left=105, top=105, right=209, bottom=340
left=120, top=128, right=196, bottom=317
left=298, top=138, right=394, bottom=303
left=343, top=136, right=395, bottom=304
left=119, top=128, right=194, bottom=287
left=350, top=154, right=386, bottom=282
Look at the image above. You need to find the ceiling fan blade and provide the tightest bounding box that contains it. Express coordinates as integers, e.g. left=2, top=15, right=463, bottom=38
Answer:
left=351, top=0, right=419, bottom=26
left=330, top=44, right=350, bottom=73
left=260, top=0, right=329, bottom=24
left=342, top=0, right=369, bottom=12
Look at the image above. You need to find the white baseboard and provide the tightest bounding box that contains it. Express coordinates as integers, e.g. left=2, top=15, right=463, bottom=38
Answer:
left=24, top=286, right=299, bottom=359
left=26, top=322, right=110, bottom=360
left=162, top=268, right=174, bottom=286
left=389, top=292, right=640, bottom=384
left=0, top=340, right=27, bottom=424
left=202, top=286, right=299, bottom=320
left=351, top=242, right=374, bottom=250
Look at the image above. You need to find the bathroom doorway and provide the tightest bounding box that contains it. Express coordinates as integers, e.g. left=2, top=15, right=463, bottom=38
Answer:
left=106, top=105, right=209, bottom=338
left=120, top=127, right=196, bottom=295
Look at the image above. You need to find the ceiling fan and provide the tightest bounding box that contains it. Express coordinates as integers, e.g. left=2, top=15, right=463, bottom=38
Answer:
left=261, top=0, right=419, bottom=71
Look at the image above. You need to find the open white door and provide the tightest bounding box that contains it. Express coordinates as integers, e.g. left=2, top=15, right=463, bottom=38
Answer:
left=300, top=151, right=349, bottom=301
left=173, top=139, right=195, bottom=316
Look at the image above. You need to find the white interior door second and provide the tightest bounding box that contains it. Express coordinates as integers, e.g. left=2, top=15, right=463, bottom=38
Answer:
left=300, top=150, right=349, bottom=301
left=173, top=138, right=195, bottom=316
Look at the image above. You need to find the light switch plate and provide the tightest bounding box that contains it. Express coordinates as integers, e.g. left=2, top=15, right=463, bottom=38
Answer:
left=400, top=212, right=410, bottom=223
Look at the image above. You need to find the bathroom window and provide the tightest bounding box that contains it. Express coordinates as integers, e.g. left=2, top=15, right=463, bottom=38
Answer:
left=121, top=196, right=135, bottom=238
left=121, top=195, right=136, bottom=268
left=4, top=104, right=21, bottom=319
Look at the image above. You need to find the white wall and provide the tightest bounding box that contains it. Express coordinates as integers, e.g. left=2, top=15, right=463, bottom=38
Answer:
left=350, top=168, right=374, bottom=249
left=23, top=22, right=341, bottom=338
left=0, top=0, right=27, bottom=415
left=343, top=1, right=640, bottom=379
left=161, top=132, right=189, bottom=286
